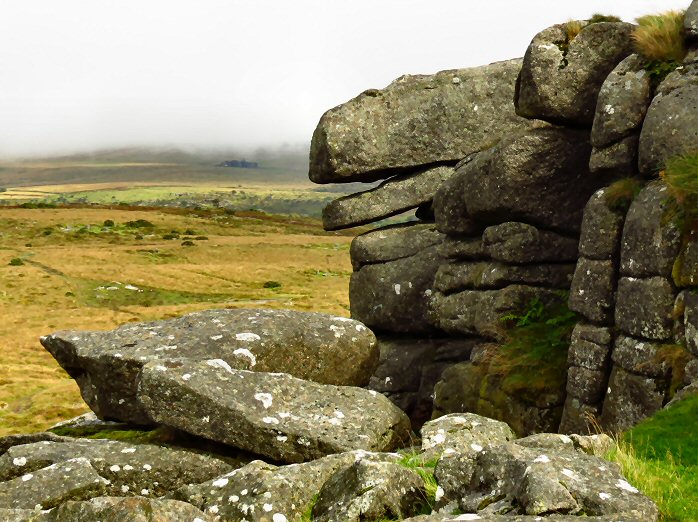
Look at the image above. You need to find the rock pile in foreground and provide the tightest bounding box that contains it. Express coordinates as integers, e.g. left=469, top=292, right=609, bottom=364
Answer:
left=0, top=408, right=658, bottom=521
left=4, top=309, right=659, bottom=520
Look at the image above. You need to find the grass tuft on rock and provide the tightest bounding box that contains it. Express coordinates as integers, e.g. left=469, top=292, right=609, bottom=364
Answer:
left=603, top=177, right=645, bottom=212
left=607, top=393, right=698, bottom=521
left=589, top=13, right=622, bottom=23
left=632, top=10, right=687, bottom=86
left=662, top=154, right=698, bottom=214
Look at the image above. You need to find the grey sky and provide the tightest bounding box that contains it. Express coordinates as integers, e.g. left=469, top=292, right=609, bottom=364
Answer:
left=0, top=0, right=688, bottom=157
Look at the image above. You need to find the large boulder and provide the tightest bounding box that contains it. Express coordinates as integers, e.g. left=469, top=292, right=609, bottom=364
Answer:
left=0, top=458, right=108, bottom=510
left=460, top=126, right=603, bottom=234
left=460, top=441, right=658, bottom=519
left=41, top=309, right=378, bottom=424
left=169, top=451, right=398, bottom=522
left=350, top=223, right=444, bottom=270
left=432, top=356, right=566, bottom=437
left=309, top=59, right=534, bottom=183
left=322, top=166, right=453, bottom=230
left=515, top=21, right=635, bottom=126
left=591, top=54, right=652, bottom=149
left=639, top=64, right=698, bottom=174
left=424, top=414, right=515, bottom=505
left=138, top=360, right=412, bottom=463
left=350, top=245, right=442, bottom=333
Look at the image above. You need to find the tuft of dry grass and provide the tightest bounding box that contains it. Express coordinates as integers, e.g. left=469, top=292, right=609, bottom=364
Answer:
left=633, top=11, right=687, bottom=63
left=565, top=20, right=585, bottom=42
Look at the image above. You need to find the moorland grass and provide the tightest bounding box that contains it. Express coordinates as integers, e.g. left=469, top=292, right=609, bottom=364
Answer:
left=608, top=394, right=698, bottom=521
left=0, top=206, right=355, bottom=436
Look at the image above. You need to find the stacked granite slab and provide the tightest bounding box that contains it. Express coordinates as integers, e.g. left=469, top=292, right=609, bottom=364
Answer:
left=559, top=7, right=698, bottom=432
left=559, top=188, right=627, bottom=434
left=309, top=21, right=641, bottom=432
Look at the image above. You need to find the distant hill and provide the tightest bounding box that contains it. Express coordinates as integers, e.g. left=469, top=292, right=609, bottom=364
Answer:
left=0, top=145, right=313, bottom=188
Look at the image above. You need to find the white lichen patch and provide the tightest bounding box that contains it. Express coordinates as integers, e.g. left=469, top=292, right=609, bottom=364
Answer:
left=254, top=392, right=273, bottom=409
left=182, top=373, right=192, bottom=381
left=263, top=416, right=280, bottom=425
left=273, top=513, right=288, bottom=522
left=21, top=474, right=33, bottom=482
left=12, top=457, right=27, bottom=466
left=141, top=488, right=149, bottom=495
left=233, top=348, right=257, bottom=367
left=599, top=492, right=612, bottom=500
left=236, top=332, right=261, bottom=342
left=207, top=358, right=234, bottom=372
left=212, top=477, right=229, bottom=488
left=394, top=283, right=401, bottom=295
left=329, top=325, right=344, bottom=338
left=120, top=448, right=136, bottom=454
left=616, top=479, right=639, bottom=493
left=471, top=443, right=483, bottom=452
left=263, top=503, right=273, bottom=512
left=143, top=464, right=152, bottom=471
left=561, top=468, right=575, bottom=478
left=533, top=455, right=550, bottom=464
left=109, top=465, right=121, bottom=472
left=210, top=335, right=223, bottom=341
left=123, top=465, right=134, bottom=471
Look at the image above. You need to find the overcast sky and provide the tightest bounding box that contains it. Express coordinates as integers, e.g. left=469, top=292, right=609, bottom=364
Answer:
left=0, top=0, right=688, bottom=158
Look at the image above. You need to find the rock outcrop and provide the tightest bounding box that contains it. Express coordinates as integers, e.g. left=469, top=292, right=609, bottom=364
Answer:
left=306, top=7, right=698, bottom=439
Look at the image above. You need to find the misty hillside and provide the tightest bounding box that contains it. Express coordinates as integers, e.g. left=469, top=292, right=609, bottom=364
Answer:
left=0, top=145, right=313, bottom=187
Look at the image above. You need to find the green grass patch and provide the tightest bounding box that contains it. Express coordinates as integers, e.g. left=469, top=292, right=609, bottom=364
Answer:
left=662, top=154, right=698, bottom=218
left=608, top=394, right=698, bottom=520
left=75, top=279, right=234, bottom=309
left=494, top=295, right=577, bottom=403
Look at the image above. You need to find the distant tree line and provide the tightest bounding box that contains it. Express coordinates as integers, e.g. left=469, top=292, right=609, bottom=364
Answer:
left=217, top=159, right=259, bottom=169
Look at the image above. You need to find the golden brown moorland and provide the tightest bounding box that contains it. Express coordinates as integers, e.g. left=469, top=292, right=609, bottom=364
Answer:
left=0, top=204, right=355, bottom=436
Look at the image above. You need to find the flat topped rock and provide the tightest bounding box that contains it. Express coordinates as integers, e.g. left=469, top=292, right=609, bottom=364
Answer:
left=138, top=360, right=413, bottom=464
left=41, top=308, right=378, bottom=424
left=350, top=223, right=444, bottom=270
left=309, top=59, right=534, bottom=183
left=0, top=438, right=232, bottom=498
left=322, top=165, right=454, bottom=230
left=0, top=458, right=108, bottom=510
